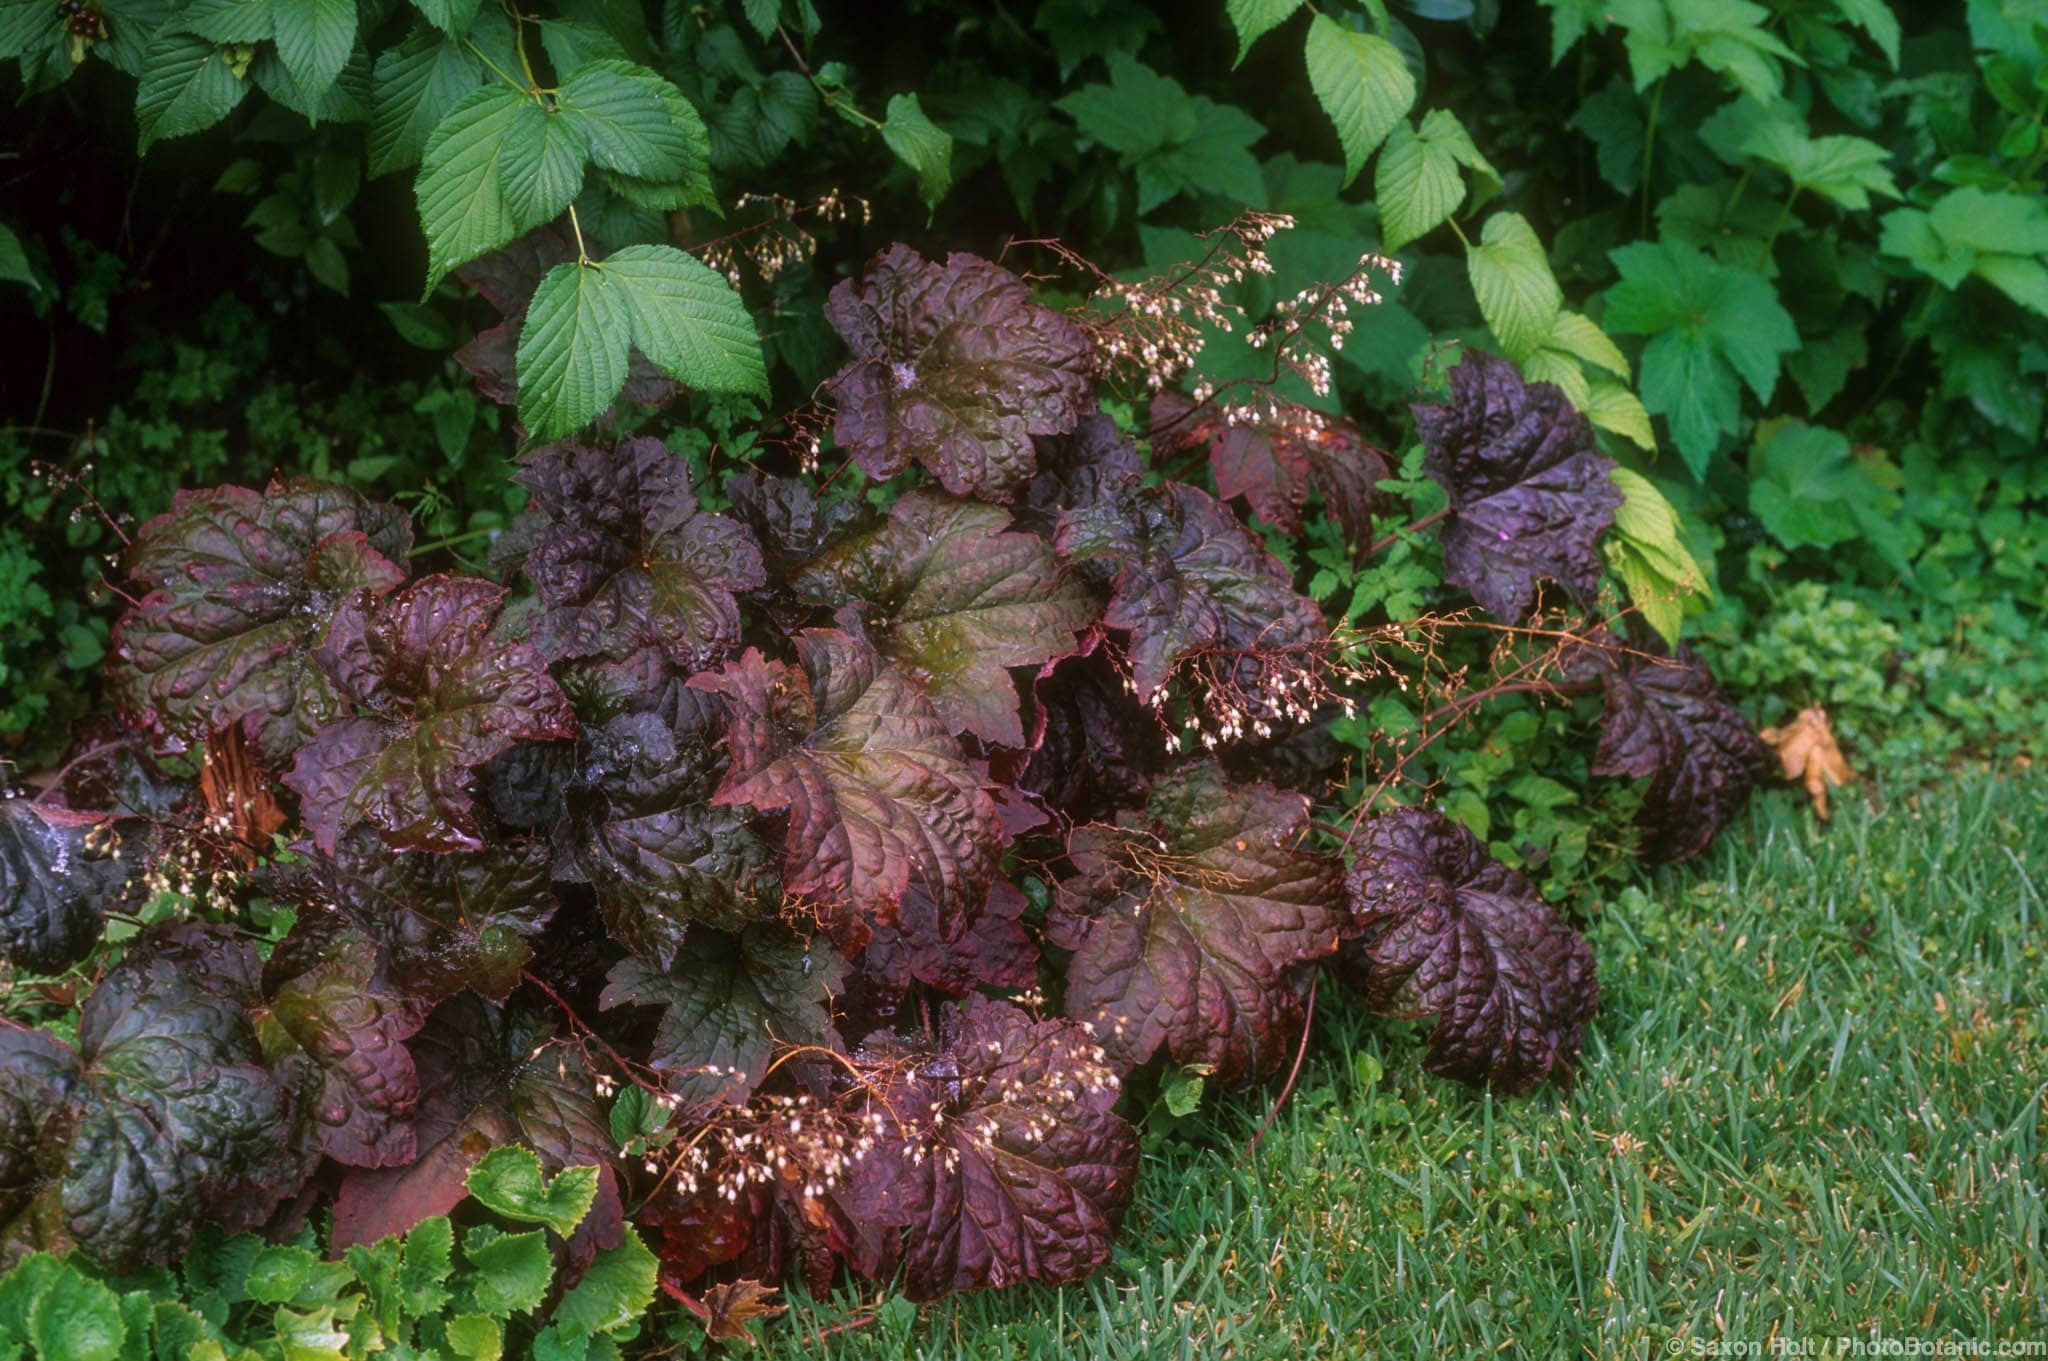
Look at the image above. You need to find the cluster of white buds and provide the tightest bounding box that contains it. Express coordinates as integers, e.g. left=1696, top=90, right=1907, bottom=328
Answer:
left=699, top=190, right=871, bottom=288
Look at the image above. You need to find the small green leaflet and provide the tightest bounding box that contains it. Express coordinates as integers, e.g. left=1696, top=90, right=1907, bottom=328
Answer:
left=1833, top=0, right=1900, bottom=67
left=1604, top=466, right=1706, bottom=646
left=369, top=29, right=483, bottom=177
left=516, top=245, right=767, bottom=438
left=1226, top=0, right=1303, bottom=63
left=135, top=30, right=250, bottom=153
left=0, top=224, right=43, bottom=294
left=881, top=92, right=953, bottom=209
left=174, top=0, right=275, bottom=44
left=1465, top=211, right=1561, bottom=362
left=271, top=0, right=355, bottom=108
left=1741, top=118, right=1897, bottom=211
left=416, top=84, right=526, bottom=291
left=1375, top=109, right=1496, bottom=250
left=1584, top=376, right=1657, bottom=451
left=1055, top=56, right=1266, bottom=213
left=464, top=1147, right=599, bottom=1238
left=460, top=1227, right=554, bottom=1318
left=1880, top=187, right=2048, bottom=318
left=1303, top=13, right=1414, bottom=186
left=501, top=103, right=589, bottom=227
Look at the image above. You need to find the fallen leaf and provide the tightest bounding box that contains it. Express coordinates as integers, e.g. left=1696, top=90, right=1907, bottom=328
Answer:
left=703, top=1278, right=785, bottom=1346
left=1760, top=707, right=1855, bottom=821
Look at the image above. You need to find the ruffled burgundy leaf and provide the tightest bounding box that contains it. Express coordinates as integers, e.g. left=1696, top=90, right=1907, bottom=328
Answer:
left=859, top=877, right=1038, bottom=998
left=109, top=480, right=411, bottom=762
left=1571, top=640, right=1771, bottom=864
left=689, top=630, right=1001, bottom=952
left=1019, top=649, right=1165, bottom=829
left=265, top=933, right=427, bottom=1169
left=330, top=996, right=620, bottom=1251
left=1338, top=808, right=1599, bottom=1094
left=455, top=226, right=682, bottom=414
left=599, top=924, right=845, bottom=1109
left=1048, top=763, right=1345, bottom=1083
left=1016, top=413, right=1145, bottom=540
left=1153, top=392, right=1390, bottom=542
left=793, top=491, right=1097, bottom=746
left=283, top=575, right=578, bottom=853
left=558, top=705, right=775, bottom=970
left=1411, top=350, right=1621, bottom=623
left=255, top=832, right=556, bottom=1007
left=848, top=997, right=1136, bottom=1299
left=824, top=245, right=1094, bottom=499
left=518, top=437, right=767, bottom=668
left=1055, top=476, right=1324, bottom=703
left=727, top=471, right=862, bottom=583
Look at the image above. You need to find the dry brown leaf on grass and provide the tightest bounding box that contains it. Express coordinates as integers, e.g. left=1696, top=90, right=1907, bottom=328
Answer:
left=702, top=1278, right=786, bottom=1346
left=1761, top=707, right=1856, bottom=821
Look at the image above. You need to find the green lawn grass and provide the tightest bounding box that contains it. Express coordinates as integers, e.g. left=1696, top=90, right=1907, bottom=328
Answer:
left=744, top=773, right=2048, bottom=1359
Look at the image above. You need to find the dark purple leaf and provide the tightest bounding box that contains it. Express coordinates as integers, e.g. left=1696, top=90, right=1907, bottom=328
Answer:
left=330, top=996, right=619, bottom=1250
left=559, top=707, right=774, bottom=970
left=859, top=876, right=1038, bottom=997
left=518, top=437, right=766, bottom=668
left=1152, top=393, right=1390, bottom=543
left=599, top=924, right=846, bottom=1109
left=1018, top=649, right=1165, bottom=828
left=1056, top=477, right=1324, bottom=703
left=1572, top=639, right=1770, bottom=864
left=0, top=802, right=129, bottom=974
left=1338, top=808, right=1599, bottom=1094
left=793, top=491, right=1097, bottom=746
left=1016, top=413, right=1144, bottom=540
left=1048, top=762, right=1346, bottom=1083
left=283, top=575, right=578, bottom=853
left=824, top=245, right=1095, bottom=499
left=108, top=481, right=411, bottom=763
left=727, top=471, right=861, bottom=582
left=689, top=631, right=1002, bottom=953
left=1411, top=350, right=1622, bottom=623
left=848, top=996, right=1137, bottom=1299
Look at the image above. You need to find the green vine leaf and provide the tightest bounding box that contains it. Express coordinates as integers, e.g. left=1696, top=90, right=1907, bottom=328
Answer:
left=370, top=30, right=484, bottom=178
left=270, top=0, right=355, bottom=108
left=880, top=91, right=954, bottom=208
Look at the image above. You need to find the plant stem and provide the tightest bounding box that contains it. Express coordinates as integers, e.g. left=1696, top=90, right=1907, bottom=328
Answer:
left=1367, top=504, right=1450, bottom=556
left=411, top=526, right=497, bottom=554
left=1639, top=79, right=1664, bottom=237
left=466, top=40, right=528, bottom=96
left=568, top=205, right=590, bottom=264
left=1764, top=186, right=1800, bottom=250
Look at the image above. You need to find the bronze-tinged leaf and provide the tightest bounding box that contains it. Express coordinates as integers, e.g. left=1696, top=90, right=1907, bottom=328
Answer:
left=1338, top=808, right=1599, bottom=1095
left=847, top=997, right=1137, bottom=1300
left=824, top=245, right=1095, bottom=499
left=1152, top=391, right=1390, bottom=542
left=689, top=630, right=1001, bottom=952
left=1411, top=350, right=1621, bottom=623
left=1048, top=763, right=1346, bottom=1084
left=860, top=877, right=1039, bottom=998
left=265, top=933, right=427, bottom=1169
left=109, top=480, right=411, bottom=763
left=518, top=437, right=766, bottom=668
left=1760, top=706, right=1855, bottom=822
left=283, top=575, right=578, bottom=853
left=702, top=1278, right=785, bottom=1344
left=793, top=491, right=1097, bottom=746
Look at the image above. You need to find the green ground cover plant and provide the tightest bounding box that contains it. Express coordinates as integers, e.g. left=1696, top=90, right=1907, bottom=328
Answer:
left=1, top=0, right=2042, bottom=1351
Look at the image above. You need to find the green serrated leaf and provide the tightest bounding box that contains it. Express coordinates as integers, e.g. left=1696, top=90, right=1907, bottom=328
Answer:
left=600, top=244, right=768, bottom=397
left=501, top=102, right=589, bottom=230
left=416, top=83, right=528, bottom=292
left=271, top=0, right=354, bottom=106
left=446, top=1314, right=504, bottom=1361
left=1303, top=14, right=1414, bottom=185
left=466, top=1147, right=601, bottom=1237
left=1584, top=377, right=1657, bottom=451
left=1375, top=120, right=1463, bottom=251
left=557, top=60, right=691, bottom=180
left=273, top=1305, right=349, bottom=1361
left=135, top=31, right=250, bottom=153
left=549, top=1231, right=656, bottom=1337
left=1833, top=0, right=1899, bottom=66
left=516, top=259, right=635, bottom=438
left=1227, top=0, right=1303, bottom=63
left=173, top=0, right=273, bottom=45
left=409, top=0, right=480, bottom=37
left=1973, top=252, right=2048, bottom=316
left=880, top=91, right=953, bottom=209
left=1465, top=210, right=1561, bottom=361
left=26, top=1261, right=125, bottom=1361
left=369, top=28, right=483, bottom=177
left=243, top=1246, right=318, bottom=1306
left=461, top=1227, right=554, bottom=1318
left=1547, top=310, right=1629, bottom=378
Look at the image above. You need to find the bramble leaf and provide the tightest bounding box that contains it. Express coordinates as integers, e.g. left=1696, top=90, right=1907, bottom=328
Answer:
left=1338, top=808, right=1599, bottom=1094
left=824, top=245, right=1094, bottom=499
left=135, top=30, right=249, bottom=154
left=1048, top=763, right=1345, bottom=1082
left=848, top=997, right=1138, bottom=1299
left=793, top=491, right=1096, bottom=746
left=417, top=85, right=530, bottom=293
left=1303, top=15, right=1415, bottom=185
left=369, top=29, right=484, bottom=177
left=1466, top=212, right=1563, bottom=363
left=880, top=92, right=954, bottom=208
left=518, top=437, right=765, bottom=668
left=1411, top=349, right=1622, bottom=623
left=109, top=480, right=411, bottom=763
left=689, top=630, right=1002, bottom=952
left=284, top=575, right=577, bottom=853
